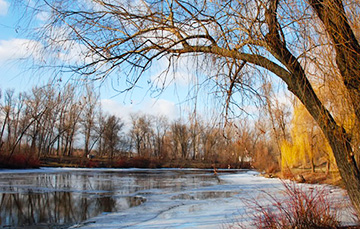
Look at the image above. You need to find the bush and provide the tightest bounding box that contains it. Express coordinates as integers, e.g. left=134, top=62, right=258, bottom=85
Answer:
left=252, top=146, right=280, bottom=174
left=112, top=156, right=162, bottom=168
left=128, top=156, right=151, bottom=168
left=249, top=181, right=339, bottom=229
left=113, top=158, right=129, bottom=168
left=26, top=156, right=41, bottom=168
left=10, top=154, right=27, bottom=168
left=0, top=153, right=41, bottom=169
left=86, top=160, right=99, bottom=168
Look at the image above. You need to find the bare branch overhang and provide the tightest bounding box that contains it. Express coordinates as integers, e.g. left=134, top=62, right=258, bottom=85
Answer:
left=165, top=45, right=292, bottom=86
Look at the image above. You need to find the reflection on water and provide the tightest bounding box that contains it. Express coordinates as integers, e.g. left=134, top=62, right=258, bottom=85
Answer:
left=0, top=169, right=223, bottom=228
left=0, top=192, right=143, bottom=228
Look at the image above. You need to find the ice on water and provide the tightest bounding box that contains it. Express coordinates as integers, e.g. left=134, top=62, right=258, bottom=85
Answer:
left=0, top=168, right=354, bottom=229
left=72, top=170, right=352, bottom=229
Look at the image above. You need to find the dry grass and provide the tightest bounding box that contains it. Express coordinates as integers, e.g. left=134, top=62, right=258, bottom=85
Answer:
left=248, top=181, right=340, bottom=229
left=272, top=167, right=344, bottom=188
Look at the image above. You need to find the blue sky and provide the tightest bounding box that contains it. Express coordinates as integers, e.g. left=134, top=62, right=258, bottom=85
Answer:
left=0, top=0, right=291, bottom=127
left=0, top=0, right=207, bottom=125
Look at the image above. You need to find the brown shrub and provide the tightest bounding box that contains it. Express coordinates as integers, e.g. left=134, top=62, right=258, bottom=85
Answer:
left=252, top=145, right=280, bottom=174
left=249, top=181, right=339, bottom=229
left=10, top=154, right=27, bottom=168
left=0, top=153, right=40, bottom=169
left=85, top=160, right=99, bottom=168
left=128, top=156, right=150, bottom=168
left=113, top=158, right=129, bottom=168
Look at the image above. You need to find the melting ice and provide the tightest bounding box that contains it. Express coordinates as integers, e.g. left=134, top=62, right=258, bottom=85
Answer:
left=0, top=168, right=355, bottom=228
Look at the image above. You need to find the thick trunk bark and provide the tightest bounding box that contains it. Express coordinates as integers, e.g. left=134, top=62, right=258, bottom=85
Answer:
left=265, top=0, right=360, bottom=215
left=288, top=59, right=360, bottom=214
left=307, top=0, right=360, bottom=214
left=308, top=0, right=360, bottom=122
left=326, top=127, right=360, bottom=213
left=288, top=46, right=360, bottom=218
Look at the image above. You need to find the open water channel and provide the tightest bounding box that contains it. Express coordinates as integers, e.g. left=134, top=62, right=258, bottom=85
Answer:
left=0, top=168, right=354, bottom=228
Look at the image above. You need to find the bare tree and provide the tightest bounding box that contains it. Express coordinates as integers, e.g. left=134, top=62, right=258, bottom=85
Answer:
left=55, top=85, right=77, bottom=156
left=59, top=86, right=83, bottom=157
left=21, top=0, right=360, bottom=213
left=152, top=115, right=169, bottom=158
left=129, top=114, right=153, bottom=156
left=102, top=115, right=124, bottom=160
left=171, top=120, right=190, bottom=159
left=81, top=84, right=99, bottom=157
left=3, top=90, right=15, bottom=151
left=200, top=122, right=220, bottom=162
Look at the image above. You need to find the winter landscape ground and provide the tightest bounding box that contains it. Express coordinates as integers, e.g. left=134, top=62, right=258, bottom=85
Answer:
left=0, top=168, right=356, bottom=229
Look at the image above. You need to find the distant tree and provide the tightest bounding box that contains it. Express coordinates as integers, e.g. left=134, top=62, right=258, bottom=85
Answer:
left=262, top=83, right=292, bottom=168
left=189, top=115, right=200, bottom=161
left=281, top=102, right=336, bottom=172
left=171, top=120, right=190, bottom=159
left=60, top=86, right=82, bottom=156
left=130, top=114, right=153, bottom=156
left=3, top=90, right=15, bottom=151
left=102, top=115, right=124, bottom=160
left=152, top=115, right=169, bottom=158
left=96, top=109, right=105, bottom=157
left=200, top=123, right=220, bottom=162
left=80, top=84, right=99, bottom=157
left=55, top=85, right=77, bottom=156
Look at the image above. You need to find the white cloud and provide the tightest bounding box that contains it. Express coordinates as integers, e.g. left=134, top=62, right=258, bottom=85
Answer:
left=100, top=99, right=134, bottom=125
left=35, top=11, right=50, bottom=21
left=152, top=70, right=194, bottom=88
left=0, top=0, right=9, bottom=16
left=56, top=40, right=91, bottom=64
left=145, top=98, right=179, bottom=120
left=43, top=25, right=91, bottom=64
left=150, top=56, right=197, bottom=88
left=0, top=39, right=44, bottom=63
left=0, top=36, right=94, bottom=67
left=101, top=98, right=179, bottom=127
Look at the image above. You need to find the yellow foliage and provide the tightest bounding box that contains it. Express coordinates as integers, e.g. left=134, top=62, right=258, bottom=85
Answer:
left=281, top=140, right=297, bottom=169
left=280, top=102, right=336, bottom=172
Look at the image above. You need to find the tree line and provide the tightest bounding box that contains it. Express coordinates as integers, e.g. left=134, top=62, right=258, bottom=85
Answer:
left=0, top=83, right=276, bottom=169
left=2, top=81, right=347, bottom=175
left=1, top=81, right=352, bottom=173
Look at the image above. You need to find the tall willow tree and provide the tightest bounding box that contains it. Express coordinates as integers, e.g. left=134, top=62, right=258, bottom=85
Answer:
left=22, top=0, right=360, bottom=213
left=281, top=102, right=336, bottom=172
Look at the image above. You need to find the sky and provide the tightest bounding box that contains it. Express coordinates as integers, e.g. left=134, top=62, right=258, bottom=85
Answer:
left=0, top=0, right=204, bottom=126
left=0, top=0, right=292, bottom=129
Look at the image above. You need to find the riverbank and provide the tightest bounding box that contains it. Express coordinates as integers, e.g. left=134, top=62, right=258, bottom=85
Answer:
left=2, top=154, right=344, bottom=189
left=264, top=169, right=344, bottom=188
left=2, top=154, right=344, bottom=188
left=37, top=155, right=251, bottom=170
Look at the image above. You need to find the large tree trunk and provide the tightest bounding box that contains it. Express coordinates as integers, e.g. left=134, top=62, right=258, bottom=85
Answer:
left=308, top=0, right=360, bottom=123
left=292, top=61, right=360, bottom=215
left=288, top=56, right=360, bottom=214
left=307, top=0, right=360, bottom=214
left=265, top=0, right=360, bottom=214
left=325, top=125, right=360, bottom=213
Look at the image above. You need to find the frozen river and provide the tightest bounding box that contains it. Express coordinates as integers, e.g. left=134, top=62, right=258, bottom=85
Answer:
left=0, top=168, right=354, bottom=228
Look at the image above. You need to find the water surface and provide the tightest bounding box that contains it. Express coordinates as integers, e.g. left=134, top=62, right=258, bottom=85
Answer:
left=0, top=168, right=238, bottom=228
